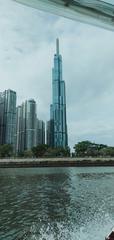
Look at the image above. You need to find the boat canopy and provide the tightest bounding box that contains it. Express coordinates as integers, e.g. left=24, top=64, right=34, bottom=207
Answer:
left=105, top=228, right=114, bottom=240
left=13, top=0, right=114, bottom=31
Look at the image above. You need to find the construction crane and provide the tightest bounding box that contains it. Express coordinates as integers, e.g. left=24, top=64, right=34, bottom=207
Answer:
left=13, top=0, right=114, bottom=31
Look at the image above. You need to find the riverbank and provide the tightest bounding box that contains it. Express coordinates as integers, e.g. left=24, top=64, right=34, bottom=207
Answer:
left=0, top=157, right=114, bottom=167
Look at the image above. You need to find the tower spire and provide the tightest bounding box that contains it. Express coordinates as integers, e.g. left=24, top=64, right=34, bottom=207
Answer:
left=56, top=38, right=59, bottom=55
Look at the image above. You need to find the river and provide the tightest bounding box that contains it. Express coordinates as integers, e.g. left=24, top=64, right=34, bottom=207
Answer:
left=0, top=167, right=114, bottom=240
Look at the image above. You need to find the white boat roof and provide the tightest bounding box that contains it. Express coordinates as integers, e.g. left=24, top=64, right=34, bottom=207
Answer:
left=13, top=0, right=114, bottom=31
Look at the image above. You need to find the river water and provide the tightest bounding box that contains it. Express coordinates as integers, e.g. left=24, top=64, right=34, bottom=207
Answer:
left=0, top=167, right=114, bottom=240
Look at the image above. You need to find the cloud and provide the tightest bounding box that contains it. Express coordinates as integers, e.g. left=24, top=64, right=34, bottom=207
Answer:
left=0, top=0, right=114, bottom=148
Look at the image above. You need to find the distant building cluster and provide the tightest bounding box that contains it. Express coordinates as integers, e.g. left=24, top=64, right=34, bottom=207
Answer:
left=0, top=39, right=68, bottom=154
left=0, top=90, right=45, bottom=154
left=15, top=99, right=45, bottom=153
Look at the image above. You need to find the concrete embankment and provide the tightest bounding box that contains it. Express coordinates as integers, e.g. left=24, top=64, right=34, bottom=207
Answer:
left=0, top=158, right=114, bottom=167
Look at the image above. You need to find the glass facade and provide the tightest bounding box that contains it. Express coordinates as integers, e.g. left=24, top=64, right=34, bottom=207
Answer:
left=36, top=119, right=45, bottom=145
left=25, top=99, right=37, bottom=150
left=50, top=39, right=68, bottom=148
left=15, top=106, right=22, bottom=153
left=15, top=99, right=37, bottom=153
left=14, top=0, right=114, bottom=31
left=46, top=120, right=54, bottom=147
left=0, top=89, right=16, bottom=148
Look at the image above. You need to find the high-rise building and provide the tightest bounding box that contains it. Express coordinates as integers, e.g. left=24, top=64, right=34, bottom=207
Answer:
left=36, top=119, right=45, bottom=145
left=49, top=39, right=68, bottom=148
left=46, top=120, right=54, bottom=147
left=15, top=99, right=37, bottom=153
left=25, top=99, right=37, bottom=150
left=0, top=89, right=16, bottom=148
left=15, top=103, right=25, bottom=153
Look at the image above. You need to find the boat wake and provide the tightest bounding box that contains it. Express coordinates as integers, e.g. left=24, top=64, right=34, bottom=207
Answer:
left=16, top=213, right=114, bottom=240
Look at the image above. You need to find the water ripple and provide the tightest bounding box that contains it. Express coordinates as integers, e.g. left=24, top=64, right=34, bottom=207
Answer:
left=0, top=167, right=114, bottom=239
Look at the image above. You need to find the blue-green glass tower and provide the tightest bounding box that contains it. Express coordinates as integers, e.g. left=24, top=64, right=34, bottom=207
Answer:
left=0, top=89, right=16, bottom=149
left=50, top=39, right=68, bottom=148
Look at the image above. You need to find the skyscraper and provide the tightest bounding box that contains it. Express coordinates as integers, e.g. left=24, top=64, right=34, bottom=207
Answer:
left=36, top=119, right=45, bottom=145
left=49, top=39, right=68, bottom=148
left=15, top=99, right=37, bottom=153
left=25, top=99, right=37, bottom=150
left=46, top=120, right=54, bottom=147
left=15, top=105, right=22, bottom=153
left=0, top=89, right=16, bottom=148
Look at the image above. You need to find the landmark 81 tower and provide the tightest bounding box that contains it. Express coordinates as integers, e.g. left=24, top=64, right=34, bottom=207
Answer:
left=50, top=39, right=68, bottom=148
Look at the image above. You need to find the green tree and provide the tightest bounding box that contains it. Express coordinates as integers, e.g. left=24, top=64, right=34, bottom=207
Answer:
left=44, top=146, right=70, bottom=158
left=44, top=147, right=58, bottom=157
left=74, top=141, right=107, bottom=157
left=32, top=144, right=49, bottom=157
left=23, top=150, right=33, bottom=158
left=32, top=145, right=70, bottom=158
left=74, top=141, right=92, bottom=157
left=64, top=146, right=70, bottom=157
left=17, top=151, right=24, bottom=157
left=0, top=144, right=13, bottom=158
left=100, top=147, right=114, bottom=157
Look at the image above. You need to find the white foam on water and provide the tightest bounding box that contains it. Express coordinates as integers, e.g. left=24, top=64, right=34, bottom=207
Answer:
left=27, top=213, right=114, bottom=240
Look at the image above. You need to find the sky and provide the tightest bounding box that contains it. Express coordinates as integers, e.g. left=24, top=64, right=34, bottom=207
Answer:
left=1, top=0, right=114, bottom=148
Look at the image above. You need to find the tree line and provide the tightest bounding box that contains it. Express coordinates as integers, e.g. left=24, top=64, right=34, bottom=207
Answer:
left=1, top=141, right=114, bottom=158
left=0, top=144, right=70, bottom=158
left=73, top=141, right=114, bottom=157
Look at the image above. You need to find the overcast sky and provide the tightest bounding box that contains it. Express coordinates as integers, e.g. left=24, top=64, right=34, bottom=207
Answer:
left=1, top=0, right=114, bottom=148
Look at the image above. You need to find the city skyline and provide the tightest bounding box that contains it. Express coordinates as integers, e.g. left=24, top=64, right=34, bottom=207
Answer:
left=1, top=0, right=114, bottom=148
left=0, top=39, right=68, bottom=151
